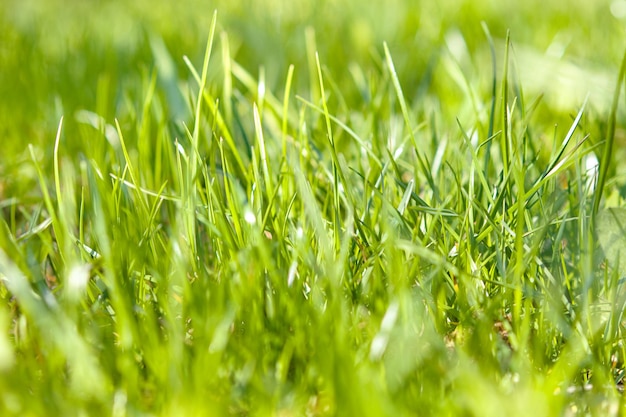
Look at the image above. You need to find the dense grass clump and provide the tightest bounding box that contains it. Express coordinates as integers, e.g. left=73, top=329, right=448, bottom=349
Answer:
left=2, top=1, right=626, bottom=415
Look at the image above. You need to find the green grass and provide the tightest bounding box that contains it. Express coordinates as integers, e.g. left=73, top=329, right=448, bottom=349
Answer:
left=2, top=0, right=626, bottom=415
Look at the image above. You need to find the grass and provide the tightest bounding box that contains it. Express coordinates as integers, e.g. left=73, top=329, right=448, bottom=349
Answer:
left=2, top=0, right=626, bottom=415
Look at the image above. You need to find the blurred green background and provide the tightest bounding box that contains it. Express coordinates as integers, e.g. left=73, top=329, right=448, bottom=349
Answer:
left=1, top=0, right=624, bottom=134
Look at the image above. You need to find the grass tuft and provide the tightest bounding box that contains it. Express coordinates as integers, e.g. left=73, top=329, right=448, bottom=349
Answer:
left=1, top=1, right=626, bottom=416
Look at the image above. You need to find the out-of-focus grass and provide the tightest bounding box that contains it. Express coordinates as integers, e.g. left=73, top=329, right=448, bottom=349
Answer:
left=1, top=1, right=626, bottom=416
left=1, top=0, right=623, bottom=127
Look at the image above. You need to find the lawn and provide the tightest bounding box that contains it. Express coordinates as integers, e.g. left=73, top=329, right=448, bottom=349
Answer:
left=1, top=0, right=626, bottom=415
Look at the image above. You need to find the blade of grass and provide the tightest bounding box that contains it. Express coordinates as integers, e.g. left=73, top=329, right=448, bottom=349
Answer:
left=383, top=42, right=434, bottom=192
left=592, top=49, right=626, bottom=216
left=186, top=10, right=218, bottom=259
left=282, top=64, right=295, bottom=158
left=500, top=31, right=511, bottom=191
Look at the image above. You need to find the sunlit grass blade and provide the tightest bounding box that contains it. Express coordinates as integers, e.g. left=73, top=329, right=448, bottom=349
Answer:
left=592, top=49, right=626, bottom=216
left=383, top=42, right=434, bottom=191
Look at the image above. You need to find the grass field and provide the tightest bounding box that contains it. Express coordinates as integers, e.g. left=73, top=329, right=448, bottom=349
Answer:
left=2, top=0, right=626, bottom=415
